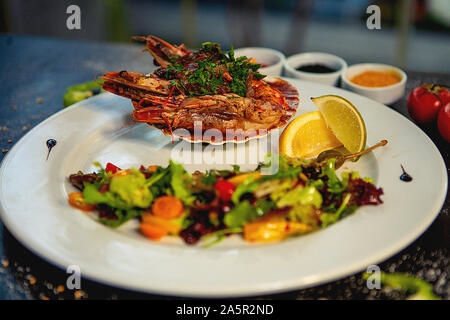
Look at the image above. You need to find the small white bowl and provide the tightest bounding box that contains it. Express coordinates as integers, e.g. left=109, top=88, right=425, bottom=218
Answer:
left=284, top=52, right=347, bottom=86
left=341, top=63, right=407, bottom=105
left=233, top=47, right=285, bottom=77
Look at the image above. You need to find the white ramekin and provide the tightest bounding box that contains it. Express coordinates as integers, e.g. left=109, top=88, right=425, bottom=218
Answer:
left=233, top=47, right=285, bottom=77
left=284, top=52, right=347, bottom=86
left=341, top=63, right=407, bottom=105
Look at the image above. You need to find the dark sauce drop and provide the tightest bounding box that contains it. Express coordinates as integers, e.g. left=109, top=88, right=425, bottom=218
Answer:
left=296, top=64, right=337, bottom=73
left=400, top=165, right=413, bottom=182
left=46, top=139, right=57, bottom=160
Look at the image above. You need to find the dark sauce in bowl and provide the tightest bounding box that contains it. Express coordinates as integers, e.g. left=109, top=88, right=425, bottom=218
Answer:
left=296, top=64, right=337, bottom=73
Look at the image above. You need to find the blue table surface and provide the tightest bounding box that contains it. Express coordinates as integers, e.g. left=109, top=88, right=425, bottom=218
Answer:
left=0, top=34, right=448, bottom=300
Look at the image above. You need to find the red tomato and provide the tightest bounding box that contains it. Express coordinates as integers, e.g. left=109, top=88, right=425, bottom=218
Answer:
left=214, top=180, right=236, bottom=202
left=407, top=84, right=449, bottom=124
left=437, top=103, right=450, bottom=142
left=438, top=87, right=450, bottom=105
left=105, top=162, right=121, bottom=173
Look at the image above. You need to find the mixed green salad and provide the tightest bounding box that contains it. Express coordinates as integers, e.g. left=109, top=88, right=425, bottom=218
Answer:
left=68, top=154, right=383, bottom=246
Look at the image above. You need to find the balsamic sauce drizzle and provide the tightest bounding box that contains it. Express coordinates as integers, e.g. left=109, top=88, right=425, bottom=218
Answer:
left=46, top=139, right=57, bottom=160
left=400, top=164, right=413, bottom=182
left=296, top=64, right=337, bottom=73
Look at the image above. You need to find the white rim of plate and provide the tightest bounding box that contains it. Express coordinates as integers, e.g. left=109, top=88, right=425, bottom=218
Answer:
left=0, top=78, right=447, bottom=297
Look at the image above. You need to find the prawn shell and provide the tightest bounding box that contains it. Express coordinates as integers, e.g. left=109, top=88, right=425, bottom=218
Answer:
left=153, top=77, right=299, bottom=145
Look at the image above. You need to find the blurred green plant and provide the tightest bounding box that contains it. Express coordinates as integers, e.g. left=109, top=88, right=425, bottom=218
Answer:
left=362, top=272, right=440, bottom=300
left=102, top=0, right=131, bottom=42
left=63, top=80, right=104, bottom=108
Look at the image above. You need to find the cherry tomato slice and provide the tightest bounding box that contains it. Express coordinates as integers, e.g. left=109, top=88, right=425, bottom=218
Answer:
left=68, top=192, right=95, bottom=211
left=214, top=179, right=236, bottom=202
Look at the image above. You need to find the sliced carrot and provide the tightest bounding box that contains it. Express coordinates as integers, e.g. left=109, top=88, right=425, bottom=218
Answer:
left=152, top=196, right=184, bottom=219
left=68, top=192, right=95, bottom=212
left=141, top=213, right=181, bottom=234
left=147, top=165, right=159, bottom=172
left=140, top=222, right=168, bottom=241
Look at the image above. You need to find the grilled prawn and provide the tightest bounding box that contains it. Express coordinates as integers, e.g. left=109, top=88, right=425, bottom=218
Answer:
left=99, top=35, right=299, bottom=142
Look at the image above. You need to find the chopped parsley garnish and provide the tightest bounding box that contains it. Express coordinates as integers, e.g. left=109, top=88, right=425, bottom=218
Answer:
left=156, top=42, right=265, bottom=97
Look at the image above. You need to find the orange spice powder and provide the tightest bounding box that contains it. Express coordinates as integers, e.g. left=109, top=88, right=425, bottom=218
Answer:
left=350, top=70, right=401, bottom=87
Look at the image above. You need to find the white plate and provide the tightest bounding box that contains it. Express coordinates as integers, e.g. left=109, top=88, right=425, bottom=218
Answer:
left=0, top=78, right=447, bottom=297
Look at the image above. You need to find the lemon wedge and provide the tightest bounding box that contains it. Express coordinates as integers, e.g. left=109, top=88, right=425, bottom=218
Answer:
left=279, top=111, right=343, bottom=158
left=311, top=95, right=367, bottom=154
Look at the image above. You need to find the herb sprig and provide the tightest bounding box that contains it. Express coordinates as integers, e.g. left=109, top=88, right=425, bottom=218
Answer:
left=158, top=42, right=265, bottom=97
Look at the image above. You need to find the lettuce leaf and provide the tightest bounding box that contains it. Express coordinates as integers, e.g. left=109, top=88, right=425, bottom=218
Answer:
left=98, top=209, right=141, bottom=228
left=224, top=200, right=274, bottom=228
left=109, top=169, right=153, bottom=208
left=83, top=184, right=130, bottom=209
left=231, top=176, right=259, bottom=204
left=276, top=186, right=322, bottom=209
left=169, top=160, right=195, bottom=204
left=269, top=179, right=296, bottom=202
left=202, top=227, right=243, bottom=248
left=288, top=205, right=318, bottom=227
left=321, top=158, right=345, bottom=193
left=83, top=169, right=153, bottom=210
left=320, top=193, right=352, bottom=227
left=224, top=201, right=258, bottom=228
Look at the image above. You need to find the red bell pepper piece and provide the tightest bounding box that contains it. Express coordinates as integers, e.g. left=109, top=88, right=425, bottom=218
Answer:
left=105, top=162, right=121, bottom=174
left=214, top=179, right=236, bottom=202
